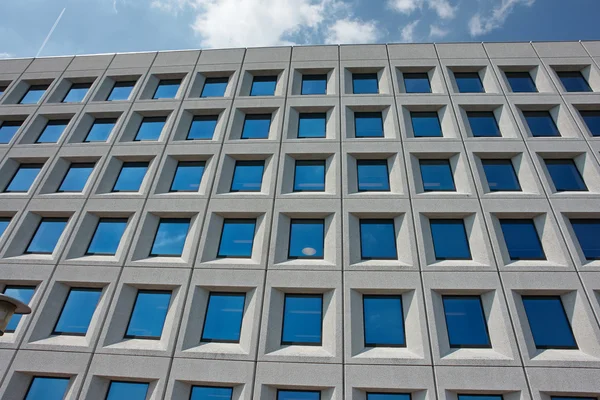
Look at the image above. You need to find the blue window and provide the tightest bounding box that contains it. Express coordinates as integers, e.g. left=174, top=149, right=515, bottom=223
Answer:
left=570, top=219, right=600, bottom=260
left=552, top=397, right=595, bottom=400
left=25, top=377, right=70, bottom=400
left=191, top=386, right=234, bottom=400
left=360, top=219, right=397, bottom=260
left=26, top=218, right=68, bottom=254
left=4, top=163, right=43, bottom=192
left=0, top=217, right=9, bottom=238
left=294, top=160, right=325, bottom=192
left=217, top=219, right=256, bottom=258
left=170, top=161, right=205, bottom=192
left=368, top=394, right=411, bottom=400
left=454, top=72, right=484, bottom=93
left=231, top=160, right=264, bottom=192
left=125, top=290, right=171, bottom=339
left=289, top=219, right=324, bottom=259
left=201, top=77, right=229, bottom=97
left=411, top=111, right=442, bottom=137
left=36, top=120, right=69, bottom=143
left=557, top=71, right=592, bottom=92
left=150, top=218, right=190, bottom=257
left=355, top=112, right=383, bottom=138
left=153, top=79, right=181, bottom=99
left=442, top=296, right=490, bottom=348
left=53, top=288, right=102, bottom=335
left=363, top=295, right=405, bottom=347
left=505, top=71, right=537, bottom=93
left=58, top=163, right=95, bottom=192
left=545, top=159, right=587, bottom=192
left=524, top=111, right=560, bottom=137
left=468, top=111, right=500, bottom=137
left=241, top=114, right=271, bottom=139
left=112, top=162, right=148, bottom=192
left=403, top=72, right=431, bottom=93
left=302, top=74, right=327, bottom=95
left=84, top=118, right=116, bottom=142
left=134, top=117, right=166, bottom=141
left=250, top=75, right=277, bottom=96
left=278, top=390, right=321, bottom=400
left=19, top=85, right=48, bottom=104
left=458, top=395, right=503, bottom=400
left=580, top=110, right=600, bottom=136
left=0, top=85, right=6, bottom=98
left=62, top=83, right=91, bottom=103
left=2, top=285, right=35, bottom=332
left=500, top=219, right=545, bottom=260
left=201, top=292, right=246, bottom=342
left=281, top=294, right=322, bottom=345
left=107, top=80, right=136, bottom=101
left=187, top=115, right=218, bottom=140
left=86, top=218, right=128, bottom=255
left=352, top=73, right=378, bottom=94
left=106, top=381, right=149, bottom=400
left=0, top=121, right=22, bottom=144
left=357, top=160, right=390, bottom=192
left=430, top=219, right=471, bottom=260
left=420, top=159, right=455, bottom=191
left=482, top=159, right=521, bottom=192
left=298, top=113, right=326, bottom=138
left=522, top=296, right=577, bottom=349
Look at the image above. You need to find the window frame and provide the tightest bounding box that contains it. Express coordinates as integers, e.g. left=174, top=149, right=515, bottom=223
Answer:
left=293, top=159, right=326, bottom=192
left=442, top=295, right=492, bottom=349
left=356, top=159, right=390, bottom=192
left=148, top=217, right=191, bottom=257
left=51, top=287, right=102, bottom=336
left=200, top=291, right=246, bottom=344
left=287, top=218, right=325, bottom=260
left=4, top=163, right=44, bottom=193
left=216, top=218, right=257, bottom=259
left=169, top=160, right=206, bottom=192
left=124, top=289, right=172, bottom=340
left=280, top=293, right=324, bottom=346
left=56, top=162, right=96, bottom=193
left=521, top=295, right=578, bottom=350
left=24, top=217, right=69, bottom=255
left=362, top=294, right=406, bottom=348
left=85, top=217, right=129, bottom=256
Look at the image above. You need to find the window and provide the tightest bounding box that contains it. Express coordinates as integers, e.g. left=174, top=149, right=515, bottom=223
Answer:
left=57, top=163, right=95, bottom=192
left=36, top=120, right=69, bottom=143
left=107, top=80, right=136, bottom=101
left=191, top=387, right=233, bottom=400
left=570, top=219, right=600, bottom=260
left=19, top=85, right=48, bottom=104
left=523, top=111, right=560, bottom=137
left=201, top=77, right=229, bottom=97
left=580, top=110, right=600, bottom=136
left=150, top=218, right=190, bottom=257
left=302, top=74, right=327, bottom=95
left=467, top=111, right=500, bottom=137
left=217, top=219, right=256, bottom=258
left=201, top=292, right=246, bottom=342
left=281, top=294, right=322, bottom=345
left=241, top=114, right=271, bottom=139
left=545, top=159, right=587, bottom=192
left=458, top=395, right=503, bottom=400
left=499, top=219, right=545, bottom=260
left=0, top=217, right=10, bottom=238
left=25, top=217, right=68, bottom=254
left=368, top=395, right=411, bottom=400
left=62, top=83, right=91, bottom=103
left=294, top=160, right=325, bottom=192
left=298, top=112, right=326, bottom=138
left=187, top=115, right=218, bottom=140
left=552, top=397, right=596, bottom=400
left=2, top=286, right=35, bottom=332
left=454, top=72, right=484, bottom=93
left=170, top=161, right=205, bottom=192
left=231, top=160, right=264, bottom=192
left=522, top=296, right=577, bottom=349
left=357, top=160, right=390, bottom=192
left=278, top=390, right=321, bottom=400
left=363, top=295, right=405, bottom=347
left=4, top=163, right=43, bottom=192
left=411, top=111, right=442, bottom=137
left=250, top=75, right=277, bottom=96
left=442, top=295, right=491, bottom=348
left=557, top=71, right=592, bottom=92
left=153, top=79, right=181, bottom=99
left=112, top=162, right=149, bottom=192
left=288, top=219, right=324, bottom=259
left=0, top=85, right=6, bottom=98
left=106, top=381, right=149, bottom=400
left=403, top=72, right=431, bottom=93
left=86, top=218, right=128, bottom=255
left=355, top=112, right=383, bottom=138
left=125, top=290, right=171, bottom=339
left=430, top=219, right=471, bottom=260
left=420, top=159, right=455, bottom=191
left=352, top=73, right=378, bottom=94
left=52, top=288, right=102, bottom=335
left=25, top=377, right=70, bottom=400
left=505, top=71, right=537, bottom=93
left=482, top=159, right=521, bottom=191
left=134, top=116, right=166, bottom=141
left=360, top=219, right=397, bottom=260
left=0, top=121, right=22, bottom=144
left=84, top=118, right=116, bottom=142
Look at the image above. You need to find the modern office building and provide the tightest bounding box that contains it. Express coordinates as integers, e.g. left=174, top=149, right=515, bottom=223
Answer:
left=0, top=40, right=600, bottom=399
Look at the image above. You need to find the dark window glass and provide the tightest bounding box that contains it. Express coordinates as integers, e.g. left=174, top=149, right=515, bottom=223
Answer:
left=187, top=115, right=218, bottom=140
left=357, top=160, right=390, bottom=192
left=25, top=377, right=70, bottom=400
left=545, top=159, right=587, bottom=192
left=289, top=219, right=324, bottom=259
left=62, top=83, right=91, bottom=103
left=170, top=161, right=205, bottom=192
left=86, top=218, right=128, bottom=255
left=53, top=288, right=102, bottom=335
left=580, top=110, right=600, bottom=136
left=19, top=85, right=48, bottom=104
left=57, top=163, right=95, bottom=192
left=302, top=74, right=327, bottom=95
left=201, top=77, right=229, bottom=97
left=499, top=219, right=545, bottom=260
left=201, top=292, right=246, bottom=342
left=231, top=160, right=264, bottom=192
left=355, top=112, right=383, bottom=138
left=570, top=219, right=600, bottom=260
left=468, top=111, right=500, bottom=137
left=107, top=81, right=136, bottom=101
left=505, top=71, right=537, bottom=93
left=552, top=397, right=596, bottom=400
left=134, top=116, right=166, bottom=141
left=217, top=219, right=256, bottom=258
left=458, top=395, right=503, bottom=400
left=106, top=381, right=149, bottom=400
left=153, top=79, right=181, bottom=99
left=368, top=394, right=411, bottom=400
left=420, top=159, right=455, bottom=191
left=0, top=217, right=9, bottom=238
left=278, top=390, right=321, bottom=400
left=36, top=120, right=69, bottom=143
left=281, top=294, right=322, bottom=345
left=26, top=218, right=68, bottom=254
left=241, top=114, right=271, bottom=139
left=125, top=290, right=171, bottom=339
left=191, top=386, right=233, bottom=400
left=0, top=121, right=22, bottom=144
left=522, top=296, right=577, bottom=349
left=4, top=163, right=43, bottom=192
left=411, top=111, right=442, bottom=137
left=352, top=73, right=379, bottom=94
left=150, top=218, right=190, bottom=257
left=0, top=85, right=6, bottom=98
left=250, top=75, right=277, bottom=96
left=84, top=118, right=116, bottom=142
left=430, top=219, right=471, bottom=260
left=403, top=72, right=431, bottom=93
left=112, top=162, right=148, bottom=192
left=455, top=72, right=484, bottom=93
left=360, top=219, right=397, bottom=260
left=482, top=159, right=521, bottom=191
left=557, top=71, right=592, bottom=92
left=2, top=286, right=35, bottom=332
left=298, top=113, right=326, bottom=138
left=363, top=295, right=405, bottom=347
left=442, top=296, right=491, bottom=348
left=294, top=160, right=325, bottom=192
left=523, top=111, right=560, bottom=137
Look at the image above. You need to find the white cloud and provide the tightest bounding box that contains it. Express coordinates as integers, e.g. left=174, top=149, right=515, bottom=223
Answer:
left=469, top=0, right=535, bottom=36
left=400, top=19, right=420, bottom=42
left=388, top=0, right=423, bottom=14
left=429, top=24, right=449, bottom=39
left=0, top=52, right=14, bottom=59
left=388, top=0, right=456, bottom=19
left=325, top=18, right=381, bottom=44
left=428, top=0, right=455, bottom=19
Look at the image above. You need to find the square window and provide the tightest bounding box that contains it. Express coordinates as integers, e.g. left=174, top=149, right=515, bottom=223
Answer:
left=505, top=71, right=537, bottom=93
left=201, top=77, right=229, bottom=98
left=187, top=115, right=218, bottom=140
left=0, top=121, right=23, bottom=144
left=499, top=219, right=545, bottom=260
left=201, top=292, right=246, bottom=343
left=125, top=290, right=172, bottom=339
left=36, top=120, right=69, bottom=143
left=288, top=219, right=324, bottom=259
left=62, top=83, right=91, bottom=103
left=360, top=219, right=397, bottom=260
left=442, top=295, right=491, bottom=348
left=482, top=159, right=521, bottom=191
left=363, top=295, right=405, bottom=347
left=112, top=161, right=149, bottom=192
left=281, top=294, right=323, bottom=345
left=355, top=112, right=383, bottom=138
left=170, top=161, right=205, bottom=192
left=250, top=75, right=277, bottom=96
left=580, top=110, right=600, bottom=136
left=52, top=288, right=102, bottom=335
left=368, top=394, right=411, bottom=400
left=523, top=111, right=560, bottom=137
left=352, top=73, right=379, bottom=94
left=298, top=113, right=326, bottom=138
left=301, top=74, right=327, bottom=95
left=84, top=118, right=117, bottom=142
left=153, top=79, right=181, bottom=99
left=241, top=114, right=271, bottom=139
left=545, top=159, right=587, bottom=192
left=570, top=219, right=600, bottom=260
left=357, top=160, right=390, bottom=192
left=149, top=218, right=190, bottom=257
left=4, top=163, right=43, bottom=192
left=454, top=72, right=484, bottom=93
left=293, top=160, right=325, bottom=192
left=403, top=72, right=431, bottom=93
left=25, top=377, right=70, bottom=400
left=411, top=111, right=442, bottom=137
left=419, top=159, right=455, bottom=191
left=557, top=71, right=592, bottom=92
left=19, top=85, right=49, bottom=104
left=217, top=219, right=256, bottom=258
left=191, top=386, right=233, bottom=400
left=522, top=296, right=577, bottom=349
left=134, top=117, right=166, bottom=141
left=458, top=395, right=503, bottom=400
left=467, top=111, right=500, bottom=137
left=230, top=160, right=264, bottom=192
left=25, top=217, right=68, bottom=254
left=107, top=81, right=136, bottom=101
left=2, top=285, right=35, bottom=332
left=106, top=381, right=149, bottom=400
left=86, top=218, right=128, bottom=255
left=57, top=162, right=95, bottom=192
left=278, top=390, right=321, bottom=400
left=430, top=219, right=471, bottom=260
left=0, top=217, right=9, bottom=238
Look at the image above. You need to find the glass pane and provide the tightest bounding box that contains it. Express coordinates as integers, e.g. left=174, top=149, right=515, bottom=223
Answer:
left=294, top=160, right=325, bottom=192
left=468, top=111, right=500, bottom=137
left=524, top=111, right=560, bottom=137
left=522, top=296, right=577, bottom=349
left=278, top=391, right=321, bottom=400
left=368, top=394, right=411, bottom=400
left=404, top=72, right=431, bottom=93
left=153, top=79, right=181, bottom=99
left=86, top=218, right=128, bottom=255
left=58, top=163, right=95, bottom=192
left=363, top=295, right=405, bottom=346
left=26, top=218, right=68, bottom=254
left=302, top=74, right=327, bottom=95
left=357, top=160, right=390, bottom=191
left=241, top=114, right=271, bottom=139
left=170, top=161, right=205, bottom=192
left=62, top=83, right=90, bottom=103
left=201, top=293, right=246, bottom=342
left=455, top=72, right=484, bottom=93
left=0, top=121, right=22, bottom=144
left=353, top=73, right=378, bottom=94
left=112, top=162, right=148, bottom=192
left=545, top=159, right=587, bottom=191
left=0, top=218, right=10, bottom=238
left=218, top=219, right=256, bottom=258
left=125, top=290, right=171, bottom=338
left=500, top=219, right=545, bottom=260
left=482, top=159, right=521, bottom=191
left=355, top=112, right=383, bottom=137
left=443, top=296, right=490, bottom=348
left=580, top=110, right=600, bottom=136
left=360, top=219, right=397, bottom=260
left=19, top=85, right=48, bottom=104
left=289, top=219, right=324, bottom=259
left=552, top=396, right=595, bottom=400
left=134, top=117, right=166, bottom=141
left=250, top=76, right=277, bottom=96
left=298, top=113, right=326, bottom=138
left=458, top=395, right=503, bottom=400
left=36, top=120, right=68, bottom=143
left=53, top=288, right=102, bottom=335
left=420, top=160, right=455, bottom=191
left=188, top=115, right=218, bottom=140
left=411, top=111, right=442, bottom=137
left=506, top=71, right=537, bottom=93
left=282, top=294, right=322, bottom=345
left=231, top=161, right=264, bottom=192
left=150, top=218, right=190, bottom=256
left=25, top=377, right=70, bottom=400
left=3, top=286, right=35, bottom=332
left=430, top=219, right=471, bottom=260
left=201, top=77, right=229, bottom=97
left=106, top=381, right=149, bottom=400
left=570, top=219, right=600, bottom=260
left=5, top=164, right=43, bottom=192
left=191, top=386, right=233, bottom=400
left=107, top=81, right=136, bottom=101
left=557, top=71, right=592, bottom=92
left=84, top=118, right=116, bottom=142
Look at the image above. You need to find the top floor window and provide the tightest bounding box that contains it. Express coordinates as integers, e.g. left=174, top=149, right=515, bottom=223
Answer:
left=301, top=74, right=327, bottom=95
left=250, top=75, right=277, bottom=96
left=557, top=71, right=592, bottom=92
left=153, top=79, right=181, bottom=99
left=19, top=85, right=49, bottom=104
left=505, top=71, right=537, bottom=93
left=454, top=72, right=484, bottom=93
left=107, top=81, right=136, bottom=101
left=201, top=77, right=229, bottom=97
left=403, top=72, right=431, bottom=93
left=62, top=83, right=91, bottom=103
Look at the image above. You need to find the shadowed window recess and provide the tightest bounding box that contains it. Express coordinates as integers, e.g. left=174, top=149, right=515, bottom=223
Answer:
left=500, top=219, right=545, bottom=261
left=430, top=219, right=471, bottom=260
left=403, top=72, right=431, bottom=93
left=191, top=386, right=233, bottom=400
left=522, top=296, right=577, bottom=349
left=150, top=218, right=190, bottom=257
left=19, top=85, right=48, bottom=104
left=134, top=116, right=166, bottom=141
left=86, top=218, right=128, bottom=255
left=52, top=288, right=102, bottom=335
left=411, top=111, right=442, bottom=137
left=357, top=160, right=390, bottom=192
left=294, top=160, right=325, bottom=192
left=112, top=162, right=148, bottom=192
left=579, top=110, right=600, bottom=136
left=545, top=159, right=587, bottom=192
left=0, top=120, right=23, bottom=144
left=231, top=160, right=264, bottom=192
left=107, top=81, right=136, bottom=101
left=57, top=163, right=95, bottom=192
left=250, top=75, right=277, bottom=96
left=106, top=381, right=149, bottom=400
left=201, top=292, right=245, bottom=343
left=0, top=217, right=9, bottom=238
left=2, top=285, right=35, bottom=332
left=201, top=77, right=229, bottom=97
left=505, top=71, right=537, bottom=93
left=352, top=73, right=378, bottom=94
left=62, top=83, right=91, bottom=103
left=241, top=114, right=271, bottom=139
left=454, top=72, right=484, bottom=93
left=217, top=219, right=256, bottom=258
left=360, top=219, right=397, bottom=260
left=443, top=295, right=491, bottom=348
left=420, top=159, right=455, bottom=191
left=482, top=159, right=521, bottom=191
left=363, top=295, right=405, bottom=347
left=25, top=377, right=70, bottom=400
left=557, top=71, right=592, bottom=92
left=302, top=74, right=327, bottom=95
left=153, top=79, right=181, bottom=99
left=468, top=111, right=500, bottom=137
left=4, top=164, right=43, bottom=192
left=125, top=290, right=172, bottom=339
left=187, top=115, right=218, bottom=140
left=26, top=217, right=68, bottom=254
left=281, top=294, right=322, bottom=345
left=355, top=112, right=383, bottom=138
left=458, top=395, right=503, bottom=400
left=36, top=120, right=69, bottom=143
left=298, top=112, right=326, bottom=138
left=84, top=118, right=116, bottom=142
left=523, top=111, right=560, bottom=137
left=288, top=219, right=324, bottom=259
left=570, top=219, right=600, bottom=260
left=278, top=390, right=321, bottom=400
left=170, top=161, right=205, bottom=192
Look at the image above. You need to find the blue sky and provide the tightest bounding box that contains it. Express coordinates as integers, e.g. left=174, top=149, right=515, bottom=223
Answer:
left=0, top=0, right=599, bottom=58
